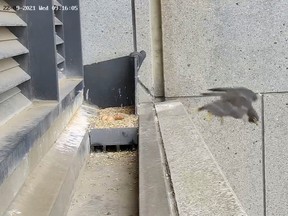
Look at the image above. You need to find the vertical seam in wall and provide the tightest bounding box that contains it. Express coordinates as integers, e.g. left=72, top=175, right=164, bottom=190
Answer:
left=261, top=95, right=267, bottom=216
left=158, top=0, right=165, bottom=96
left=151, top=0, right=165, bottom=97
left=131, top=0, right=137, bottom=51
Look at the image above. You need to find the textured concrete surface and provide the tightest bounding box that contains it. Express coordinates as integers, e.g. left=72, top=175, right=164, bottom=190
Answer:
left=136, top=83, right=154, bottom=105
left=135, top=0, right=154, bottom=94
left=264, top=93, right=288, bottom=216
left=135, top=0, right=164, bottom=96
left=161, top=1, right=288, bottom=97
left=0, top=93, right=83, bottom=216
left=138, top=103, right=171, bottom=216
left=178, top=97, right=264, bottom=216
left=155, top=101, right=247, bottom=216
left=80, top=0, right=133, bottom=65
left=5, top=105, right=91, bottom=216
left=58, top=78, right=83, bottom=100
left=67, top=151, right=138, bottom=216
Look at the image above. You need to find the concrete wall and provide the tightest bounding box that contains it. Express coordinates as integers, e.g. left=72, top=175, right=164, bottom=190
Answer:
left=162, top=1, right=288, bottom=97
left=161, top=1, right=288, bottom=215
left=79, top=0, right=134, bottom=65
left=135, top=0, right=164, bottom=97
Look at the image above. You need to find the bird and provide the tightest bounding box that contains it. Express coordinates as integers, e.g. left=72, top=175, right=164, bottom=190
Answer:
left=198, top=87, right=259, bottom=125
left=202, top=87, right=257, bottom=103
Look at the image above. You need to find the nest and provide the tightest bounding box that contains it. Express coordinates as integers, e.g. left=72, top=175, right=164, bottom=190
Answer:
left=90, top=106, right=138, bottom=128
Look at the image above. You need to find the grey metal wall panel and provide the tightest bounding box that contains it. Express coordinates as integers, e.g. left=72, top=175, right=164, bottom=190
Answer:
left=62, top=0, right=83, bottom=77
left=84, top=56, right=135, bottom=108
left=25, top=0, right=59, bottom=100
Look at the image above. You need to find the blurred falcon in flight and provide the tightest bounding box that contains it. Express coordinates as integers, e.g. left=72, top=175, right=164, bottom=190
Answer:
left=198, top=87, right=259, bottom=125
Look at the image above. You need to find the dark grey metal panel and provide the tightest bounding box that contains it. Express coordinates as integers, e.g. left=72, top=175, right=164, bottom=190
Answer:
left=62, top=0, right=83, bottom=77
left=90, top=127, right=138, bottom=146
left=84, top=56, right=135, bottom=108
left=25, top=0, right=59, bottom=100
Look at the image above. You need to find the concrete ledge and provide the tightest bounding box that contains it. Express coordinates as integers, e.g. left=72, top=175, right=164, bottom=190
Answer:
left=155, top=101, right=247, bottom=216
left=4, top=105, right=92, bottom=216
left=59, top=78, right=83, bottom=101
left=0, top=83, right=83, bottom=215
left=138, top=103, right=171, bottom=216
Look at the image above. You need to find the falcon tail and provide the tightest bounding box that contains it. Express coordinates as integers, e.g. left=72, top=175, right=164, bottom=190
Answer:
left=208, top=87, right=231, bottom=92
left=198, top=106, right=205, bottom=111
left=201, top=92, right=223, bottom=96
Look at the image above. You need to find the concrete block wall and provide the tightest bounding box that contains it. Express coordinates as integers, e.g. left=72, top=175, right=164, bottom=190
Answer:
left=161, top=0, right=288, bottom=97
left=79, top=0, right=134, bottom=65
left=161, top=1, right=288, bottom=215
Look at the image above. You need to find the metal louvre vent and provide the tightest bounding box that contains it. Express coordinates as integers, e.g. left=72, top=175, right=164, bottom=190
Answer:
left=55, top=35, right=64, bottom=45
left=54, top=17, right=63, bottom=26
left=54, top=0, right=65, bottom=80
left=0, top=0, right=31, bottom=126
left=0, top=0, right=26, bottom=26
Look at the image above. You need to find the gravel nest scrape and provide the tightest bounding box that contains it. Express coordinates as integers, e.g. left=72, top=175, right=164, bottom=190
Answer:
left=89, top=106, right=138, bottom=129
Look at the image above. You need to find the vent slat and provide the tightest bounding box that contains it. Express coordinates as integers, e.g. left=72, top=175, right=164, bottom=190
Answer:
left=0, top=27, right=17, bottom=41
left=55, top=35, right=64, bottom=45
left=0, top=40, right=29, bottom=60
left=0, top=58, right=19, bottom=72
left=0, top=87, right=20, bottom=103
left=53, top=0, right=62, bottom=7
left=0, top=0, right=16, bottom=13
left=0, top=92, right=31, bottom=126
left=0, top=67, right=31, bottom=94
left=56, top=53, right=65, bottom=65
left=54, top=17, right=62, bottom=26
left=0, top=12, right=27, bottom=26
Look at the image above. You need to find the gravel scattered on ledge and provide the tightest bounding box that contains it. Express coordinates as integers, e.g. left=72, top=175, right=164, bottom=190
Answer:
left=89, top=106, right=138, bottom=129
